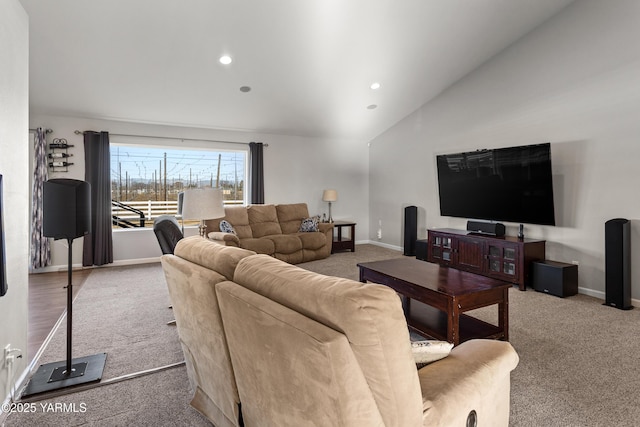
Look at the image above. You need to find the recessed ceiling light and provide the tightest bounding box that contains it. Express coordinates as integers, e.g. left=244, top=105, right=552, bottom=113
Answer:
left=367, top=104, right=378, bottom=110
left=239, top=86, right=251, bottom=93
left=219, top=55, right=232, bottom=65
left=370, top=82, right=381, bottom=90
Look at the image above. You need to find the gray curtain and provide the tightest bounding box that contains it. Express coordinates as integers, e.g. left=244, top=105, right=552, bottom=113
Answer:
left=249, top=142, right=264, bottom=204
left=30, top=127, right=50, bottom=269
left=83, top=131, right=113, bottom=266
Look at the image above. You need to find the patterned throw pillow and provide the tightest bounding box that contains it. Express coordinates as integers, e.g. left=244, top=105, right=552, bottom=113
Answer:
left=411, top=340, right=453, bottom=366
left=299, top=216, right=320, bottom=232
left=219, top=220, right=237, bottom=235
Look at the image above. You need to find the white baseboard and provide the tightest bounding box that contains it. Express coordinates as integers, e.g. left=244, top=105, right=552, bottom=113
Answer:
left=358, top=240, right=402, bottom=252
left=578, top=287, right=605, bottom=300
left=109, top=257, right=161, bottom=267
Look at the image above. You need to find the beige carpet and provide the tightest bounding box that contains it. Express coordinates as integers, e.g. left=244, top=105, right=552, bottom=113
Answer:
left=7, top=263, right=210, bottom=426
left=7, top=245, right=640, bottom=426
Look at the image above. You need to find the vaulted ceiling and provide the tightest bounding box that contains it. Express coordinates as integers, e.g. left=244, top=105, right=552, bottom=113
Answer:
left=20, top=0, right=575, bottom=141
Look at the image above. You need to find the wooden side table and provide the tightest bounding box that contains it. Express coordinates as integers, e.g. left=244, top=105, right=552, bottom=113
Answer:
left=330, top=221, right=356, bottom=253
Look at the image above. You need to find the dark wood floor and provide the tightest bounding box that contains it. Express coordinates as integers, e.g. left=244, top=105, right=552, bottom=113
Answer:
left=27, top=269, right=92, bottom=362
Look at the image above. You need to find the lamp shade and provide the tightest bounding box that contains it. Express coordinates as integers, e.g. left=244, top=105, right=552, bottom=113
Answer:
left=322, top=189, right=338, bottom=202
left=181, top=188, right=225, bottom=220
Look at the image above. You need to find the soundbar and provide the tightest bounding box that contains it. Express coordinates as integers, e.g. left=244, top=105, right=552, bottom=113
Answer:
left=466, top=220, right=505, bottom=237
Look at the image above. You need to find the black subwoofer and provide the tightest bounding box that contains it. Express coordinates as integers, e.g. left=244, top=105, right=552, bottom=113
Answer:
left=604, top=218, right=633, bottom=310
left=43, top=179, right=91, bottom=239
left=532, top=260, right=578, bottom=298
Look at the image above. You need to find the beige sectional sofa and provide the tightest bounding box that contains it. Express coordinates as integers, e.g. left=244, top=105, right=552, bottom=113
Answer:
left=161, top=236, right=519, bottom=427
left=205, top=203, right=333, bottom=264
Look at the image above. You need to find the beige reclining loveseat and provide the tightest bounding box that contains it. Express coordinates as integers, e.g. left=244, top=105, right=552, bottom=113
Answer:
left=161, top=236, right=519, bottom=427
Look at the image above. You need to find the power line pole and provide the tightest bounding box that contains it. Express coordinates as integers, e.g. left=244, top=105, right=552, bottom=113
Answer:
left=216, top=153, right=221, bottom=188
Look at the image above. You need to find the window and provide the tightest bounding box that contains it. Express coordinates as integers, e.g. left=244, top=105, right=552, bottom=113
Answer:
left=110, top=144, right=247, bottom=228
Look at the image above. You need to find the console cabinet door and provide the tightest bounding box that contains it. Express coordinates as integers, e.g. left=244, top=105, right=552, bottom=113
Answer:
left=427, top=232, right=455, bottom=266
left=486, top=241, right=520, bottom=282
left=455, top=236, right=485, bottom=274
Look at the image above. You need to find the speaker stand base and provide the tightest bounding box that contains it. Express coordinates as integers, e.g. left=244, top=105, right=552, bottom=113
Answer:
left=22, top=353, right=107, bottom=398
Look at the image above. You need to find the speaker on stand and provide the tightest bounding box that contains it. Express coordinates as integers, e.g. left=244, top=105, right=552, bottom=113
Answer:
left=604, top=218, right=633, bottom=310
left=404, top=206, right=417, bottom=256
left=23, top=179, right=107, bottom=397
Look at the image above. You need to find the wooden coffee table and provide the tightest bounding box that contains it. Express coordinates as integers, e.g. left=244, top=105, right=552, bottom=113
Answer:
left=358, top=258, right=511, bottom=346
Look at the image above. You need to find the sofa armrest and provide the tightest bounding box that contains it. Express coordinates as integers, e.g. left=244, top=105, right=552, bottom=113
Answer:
left=208, top=231, right=240, bottom=245
left=417, top=339, right=518, bottom=427
left=318, top=222, right=334, bottom=233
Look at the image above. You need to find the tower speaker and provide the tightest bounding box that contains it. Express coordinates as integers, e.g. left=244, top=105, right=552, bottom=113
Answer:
left=604, top=218, right=633, bottom=310
left=43, top=179, right=91, bottom=240
left=404, top=205, right=417, bottom=256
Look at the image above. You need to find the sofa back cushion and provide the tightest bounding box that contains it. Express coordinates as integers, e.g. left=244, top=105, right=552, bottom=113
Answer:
left=276, top=203, right=310, bottom=234
left=223, top=206, right=253, bottom=239
left=204, top=206, right=253, bottom=239
left=247, top=204, right=282, bottom=238
left=232, top=254, right=423, bottom=427
left=174, top=236, right=256, bottom=280
left=216, top=280, right=385, bottom=426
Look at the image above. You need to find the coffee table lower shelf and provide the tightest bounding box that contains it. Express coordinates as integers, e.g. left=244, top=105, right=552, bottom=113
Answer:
left=407, top=301, right=504, bottom=343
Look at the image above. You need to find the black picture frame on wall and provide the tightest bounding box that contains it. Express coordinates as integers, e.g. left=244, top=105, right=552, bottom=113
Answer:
left=0, top=174, right=8, bottom=297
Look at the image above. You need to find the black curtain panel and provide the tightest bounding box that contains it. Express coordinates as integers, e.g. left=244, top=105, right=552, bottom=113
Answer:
left=249, top=142, right=264, bottom=204
left=83, top=131, right=113, bottom=266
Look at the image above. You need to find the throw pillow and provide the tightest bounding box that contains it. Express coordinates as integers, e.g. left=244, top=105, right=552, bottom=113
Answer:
left=299, top=216, right=320, bottom=232
left=411, top=340, right=453, bottom=366
left=219, top=220, right=237, bottom=235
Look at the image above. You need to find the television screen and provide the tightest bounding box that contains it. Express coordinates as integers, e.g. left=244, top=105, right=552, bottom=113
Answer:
left=1, top=174, right=7, bottom=297
left=436, top=143, right=555, bottom=226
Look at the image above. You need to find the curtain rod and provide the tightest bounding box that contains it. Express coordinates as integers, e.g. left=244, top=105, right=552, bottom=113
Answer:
left=73, top=130, right=267, bottom=147
left=29, top=128, right=53, bottom=133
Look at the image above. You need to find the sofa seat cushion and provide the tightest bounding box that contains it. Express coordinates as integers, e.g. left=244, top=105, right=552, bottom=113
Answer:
left=174, top=236, right=256, bottom=281
left=232, top=254, right=423, bottom=427
left=248, top=205, right=282, bottom=238
left=238, top=237, right=275, bottom=255
left=263, top=234, right=303, bottom=254
left=276, top=203, right=310, bottom=234
left=295, top=231, right=327, bottom=250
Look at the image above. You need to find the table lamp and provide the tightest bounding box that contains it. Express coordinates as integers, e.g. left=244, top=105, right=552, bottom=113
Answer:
left=181, top=187, right=225, bottom=237
left=322, top=189, right=338, bottom=223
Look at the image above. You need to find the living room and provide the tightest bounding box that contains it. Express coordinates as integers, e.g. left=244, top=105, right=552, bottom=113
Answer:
left=2, top=0, right=640, bottom=425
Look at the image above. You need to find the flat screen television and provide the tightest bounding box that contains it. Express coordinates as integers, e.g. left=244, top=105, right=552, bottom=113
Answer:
left=0, top=174, right=7, bottom=297
left=436, top=143, right=556, bottom=226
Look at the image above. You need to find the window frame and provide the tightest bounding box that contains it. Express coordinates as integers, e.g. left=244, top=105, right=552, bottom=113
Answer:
left=109, top=137, right=249, bottom=230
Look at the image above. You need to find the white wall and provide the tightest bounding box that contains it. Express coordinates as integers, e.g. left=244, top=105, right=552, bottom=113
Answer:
left=29, top=114, right=370, bottom=269
left=369, top=0, right=640, bottom=299
left=0, top=0, right=29, bottom=404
